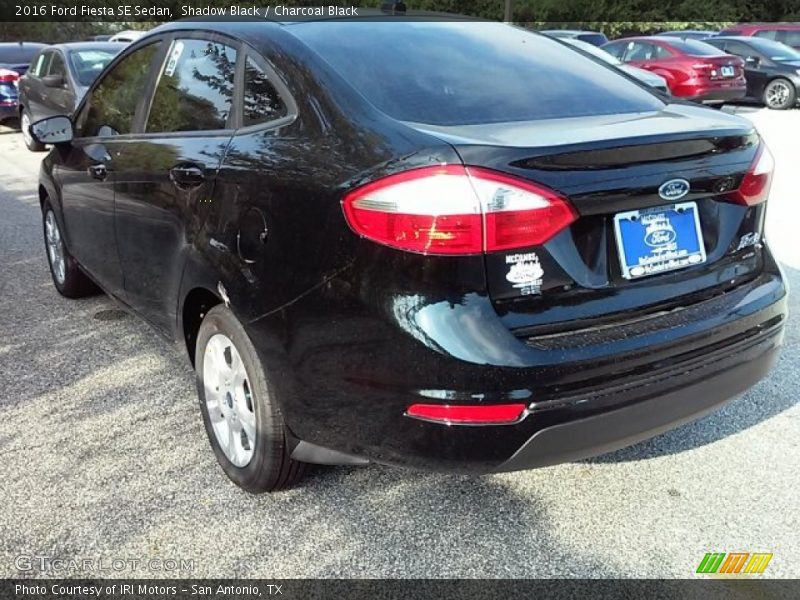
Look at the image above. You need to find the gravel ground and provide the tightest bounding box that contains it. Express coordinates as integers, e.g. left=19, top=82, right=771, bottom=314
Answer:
left=0, top=107, right=798, bottom=579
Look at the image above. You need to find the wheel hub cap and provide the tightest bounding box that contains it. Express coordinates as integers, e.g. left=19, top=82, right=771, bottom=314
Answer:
left=203, top=334, right=256, bottom=467
left=767, top=82, right=790, bottom=107
left=22, top=113, right=32, bottom=146
left=45, top=211, right=66, bottom=284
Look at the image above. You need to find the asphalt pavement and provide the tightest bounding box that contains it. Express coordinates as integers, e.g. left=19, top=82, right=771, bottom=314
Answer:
left=0, top=107, right=798, bottom=578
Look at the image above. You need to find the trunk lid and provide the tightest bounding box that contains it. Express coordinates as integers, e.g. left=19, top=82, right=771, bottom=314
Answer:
left=407, top=104, right=764, bottom=333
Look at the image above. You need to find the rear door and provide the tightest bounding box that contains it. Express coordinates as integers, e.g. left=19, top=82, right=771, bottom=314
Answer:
left=20, top=50, right=51, bottom=120
left=114, top=34, right=238, bottom=334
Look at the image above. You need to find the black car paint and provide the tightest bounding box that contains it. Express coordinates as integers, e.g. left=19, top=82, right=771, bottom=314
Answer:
left=706, top=36, right=800, bottom=105
left=38, top=20, right=786, bottom=472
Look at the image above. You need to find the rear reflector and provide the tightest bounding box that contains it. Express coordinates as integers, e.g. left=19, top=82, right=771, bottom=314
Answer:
left=729, top=142, right=774, bottom=207
left=342, top=165, right=576, bottom=255
left=405, top=403, right=527, bottom=425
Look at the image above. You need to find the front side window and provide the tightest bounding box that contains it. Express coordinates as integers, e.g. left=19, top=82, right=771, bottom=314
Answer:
left=78, top=42, right=161, bottom=137
left=31, top=52, right=49, bottom=77
left=48, top=53, right=66, bottom=78
left=146, top=39, right=237, bottom=133
left=626, top=42, right=656, bottom=61
left=241, top=56, right=287, bottom=127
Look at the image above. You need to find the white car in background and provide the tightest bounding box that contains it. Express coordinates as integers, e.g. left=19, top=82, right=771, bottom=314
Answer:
left=109, top=30, right=146, bottom=44
left=563, top=37, right=671, bottom=94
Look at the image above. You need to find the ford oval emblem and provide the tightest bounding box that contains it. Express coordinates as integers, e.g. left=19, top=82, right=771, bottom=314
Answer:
left=658, top=178, right=690, bottom=201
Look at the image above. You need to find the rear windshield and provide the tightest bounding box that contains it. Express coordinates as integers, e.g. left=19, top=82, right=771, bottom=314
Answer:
left=292, top=22, right=664, bottom=126
left=576, top=33, right=609, bottom=46
left=666, top=38, right=726, bottom=56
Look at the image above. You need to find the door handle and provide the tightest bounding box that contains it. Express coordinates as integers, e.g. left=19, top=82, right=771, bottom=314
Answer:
left=169, top=164, right=205, bottom=189
left=87, top=163, right=108, bottom=181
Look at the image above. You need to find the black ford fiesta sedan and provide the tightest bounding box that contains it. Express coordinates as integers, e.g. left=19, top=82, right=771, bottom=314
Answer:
left=32, top=18, right=787, bottom=492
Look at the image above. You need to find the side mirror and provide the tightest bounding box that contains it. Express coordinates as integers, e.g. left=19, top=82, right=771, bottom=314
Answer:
left=30, top=116, right=73, bottom=145
left=42, top=73, right=65, bottom=88
left=745, top=56, right=761, bottom=67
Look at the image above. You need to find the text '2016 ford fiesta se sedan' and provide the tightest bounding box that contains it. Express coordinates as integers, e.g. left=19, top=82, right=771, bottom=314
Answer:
left=32, top=19, right=787, bottom=492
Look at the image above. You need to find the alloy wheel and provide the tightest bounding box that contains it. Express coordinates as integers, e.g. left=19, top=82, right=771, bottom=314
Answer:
left=21, top=112, right=33, bottom=147
left=203, top=333, right=257, bottom=468
left=45, top=211, right=66, bottom=284
left=766, top=81, right=791, bottom=109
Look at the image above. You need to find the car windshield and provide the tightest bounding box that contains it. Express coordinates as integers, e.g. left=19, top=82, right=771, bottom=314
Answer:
left=741, top=38, right=800, bottom=61
left=70, top=49, right=117, bottom=86
left=665, top=38, right=726, bottom=56
left=292, top=22, right=664, bottom=126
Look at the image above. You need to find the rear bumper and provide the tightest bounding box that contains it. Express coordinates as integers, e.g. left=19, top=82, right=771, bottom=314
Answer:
left=499, top=324, right=780, bottom=471
left=688, top=87, right=747, bottom=104
left=0, top=103, right=17, bottom=121
left=249, top=255, right=787, bottom=473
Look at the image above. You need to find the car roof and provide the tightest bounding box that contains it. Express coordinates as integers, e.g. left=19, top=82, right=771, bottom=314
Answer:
left=724, top=23, right=800, bottom=31
left=0, top=42, right=48, bottom=49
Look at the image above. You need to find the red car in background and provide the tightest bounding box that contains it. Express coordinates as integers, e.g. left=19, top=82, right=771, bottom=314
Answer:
left=602, top=36, right=746, bottom=105
left=719, top=24, right=800, bottom=50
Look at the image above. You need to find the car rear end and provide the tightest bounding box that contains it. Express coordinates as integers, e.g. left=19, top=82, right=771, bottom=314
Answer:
left=663, top=38, right=747, bottom=103
left=0, top=68, right=19, bottom=122
left=277, top=22, right=787, bottom=471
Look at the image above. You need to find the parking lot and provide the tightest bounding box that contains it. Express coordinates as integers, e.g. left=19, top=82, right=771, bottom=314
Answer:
left=0, top=106, right=798, bottom=579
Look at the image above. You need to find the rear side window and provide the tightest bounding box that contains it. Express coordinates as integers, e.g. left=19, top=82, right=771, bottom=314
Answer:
left=146, top=39, right=237, bottom=133
left=754, top=30, right=779, bottom=41
left=241, top=56, right=287, bottom=127
left=779, top=31, right=800, bottom=47
left=292, top=22, right=664, bottom=126
left=78, top=42, right=161, bottom=137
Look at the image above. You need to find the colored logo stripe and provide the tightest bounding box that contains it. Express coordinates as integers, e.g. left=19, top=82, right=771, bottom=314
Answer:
left=697, top=553, right=726, bottom=573
left=697, top=552, right=773, bottom=574
left=744, top=553, right=773, bottom=574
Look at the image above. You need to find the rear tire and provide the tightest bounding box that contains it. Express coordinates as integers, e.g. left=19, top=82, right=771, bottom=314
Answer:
left=21, top=109, right=45, bottom=152
left=42, top=202, right=99, bottom=298
left=763, top=78, right=796, bottom=110
left=195, top=304, right=305, bottom=493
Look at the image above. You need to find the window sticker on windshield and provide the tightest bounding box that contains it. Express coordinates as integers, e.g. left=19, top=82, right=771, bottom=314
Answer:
left=164, top=41, right=184, bottom=77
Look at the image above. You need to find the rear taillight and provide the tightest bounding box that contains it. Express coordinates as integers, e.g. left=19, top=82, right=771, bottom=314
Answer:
left=405, top=403, right=528, bottom=425
left=0, top=69, right=19, bottom=83
left=729, top=143, right=774, bottom=207
left=342, top=165, right=577, bottom=255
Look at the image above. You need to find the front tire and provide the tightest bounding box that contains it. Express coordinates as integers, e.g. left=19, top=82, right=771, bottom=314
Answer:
left=42, top=203, right=99, bottom=298
left=763, top=78, right=796, bottom=110
left=21, top=109, right=45, bottom=152
left=196, top=305, right=305, bottom=493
